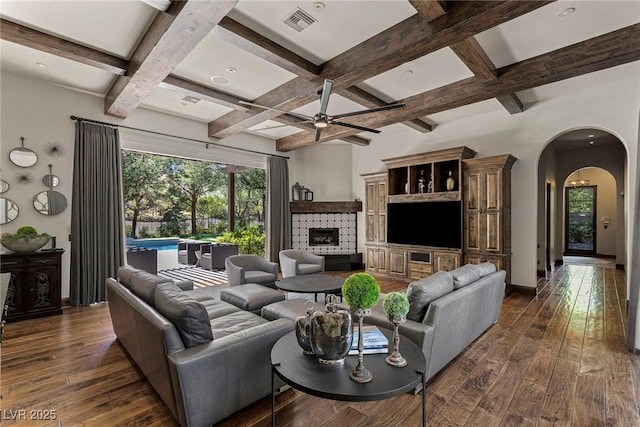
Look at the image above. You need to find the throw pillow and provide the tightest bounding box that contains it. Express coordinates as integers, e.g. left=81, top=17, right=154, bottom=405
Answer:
left=475, top=262, right=497, bottom=277
left=452, top=264, right=481, bottom=289
left=154, top=283, right=213, bottom=348
left=406, top=271, right=454, bottom=322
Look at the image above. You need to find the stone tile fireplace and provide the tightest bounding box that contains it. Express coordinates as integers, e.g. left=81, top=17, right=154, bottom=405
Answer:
left=291, top=213, right=356, bottom=255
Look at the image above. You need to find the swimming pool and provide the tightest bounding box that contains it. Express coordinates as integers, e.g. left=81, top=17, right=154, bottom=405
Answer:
left=126, top=237, right=179, bottom=251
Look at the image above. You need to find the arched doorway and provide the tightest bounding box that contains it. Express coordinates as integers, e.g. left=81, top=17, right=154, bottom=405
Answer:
left=537, top=128, right=627, bottom=276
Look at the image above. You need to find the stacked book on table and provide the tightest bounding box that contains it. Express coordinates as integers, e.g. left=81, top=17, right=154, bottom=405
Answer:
left=348, top=325, right=388, bottom=355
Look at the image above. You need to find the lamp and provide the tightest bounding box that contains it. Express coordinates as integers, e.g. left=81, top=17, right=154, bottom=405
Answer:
left=568, top=170, right=589, bottom=187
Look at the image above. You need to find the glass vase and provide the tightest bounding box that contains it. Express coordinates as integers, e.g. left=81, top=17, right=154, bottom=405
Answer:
left=310, top=294, right=353, bottom=365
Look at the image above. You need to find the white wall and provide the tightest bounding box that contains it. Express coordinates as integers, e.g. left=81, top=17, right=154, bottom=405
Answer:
left=0, top=72, right=278, bottom=299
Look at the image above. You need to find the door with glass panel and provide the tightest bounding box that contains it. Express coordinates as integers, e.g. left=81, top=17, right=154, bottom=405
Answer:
left=564, top=186, right=596, bottom=255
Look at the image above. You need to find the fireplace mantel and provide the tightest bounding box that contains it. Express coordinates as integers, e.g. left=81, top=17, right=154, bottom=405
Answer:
left=290, top=201, right=362, bottom=213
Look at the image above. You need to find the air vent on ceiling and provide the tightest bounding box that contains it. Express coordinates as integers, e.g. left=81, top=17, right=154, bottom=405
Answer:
left=182, top=95, right=200, bottom=104
left=283, top=7, right=317, bottom=32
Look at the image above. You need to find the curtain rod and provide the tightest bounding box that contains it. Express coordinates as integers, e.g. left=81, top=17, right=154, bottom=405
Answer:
left=69, top=115, right=289, bottom=160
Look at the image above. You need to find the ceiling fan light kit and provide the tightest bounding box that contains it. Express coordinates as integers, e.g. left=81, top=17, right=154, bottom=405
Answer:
left=240, top=79, right=405, bottom=142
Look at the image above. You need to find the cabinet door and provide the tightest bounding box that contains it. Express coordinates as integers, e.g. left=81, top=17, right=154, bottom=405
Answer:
left=25, top=265, right=60, bottom=313
left=366, top=213, right=376, bottom=243
left=366, top=247, right=378, bottom=272
left=366, top=182, right=377, bottom=213
left=377, top=181, right=387, bottom=243
left=484, top=169, right=503, bottom=252
left=377, top=248, right=388, bottom=273
left=3, top=269, right=25, bottom=318
left=464, top=169, right=483, bottom=251
left=433, top=252, right=460, bottom=272
left=388, top=249, right=406, bottom=277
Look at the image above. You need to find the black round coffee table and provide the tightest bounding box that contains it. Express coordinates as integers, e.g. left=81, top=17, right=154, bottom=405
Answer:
left=275, top=275, right=344, bottom=302
left=270, top=328, right=426, bottom=426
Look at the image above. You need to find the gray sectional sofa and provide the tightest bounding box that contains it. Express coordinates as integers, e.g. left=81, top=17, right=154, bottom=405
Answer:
left=106, top=266, right=293, bottom=427
left=345, top=262, right=506, bottom=383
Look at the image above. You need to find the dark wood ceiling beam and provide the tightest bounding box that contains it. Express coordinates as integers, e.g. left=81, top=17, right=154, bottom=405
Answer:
left=276, top=23, right=640, bottom=151
left=0, top=18, right=128, bottom=75
left=208, top=1, right=551, bottom=138
left=495, top=93, right=524, bottom=114
left=212, top=17, right=319, bottom=80
left=409, top=0, right=447, bottom=21
left=105, top=0, right=237, bottom=118
left=338, top=86, right=433, bottom=132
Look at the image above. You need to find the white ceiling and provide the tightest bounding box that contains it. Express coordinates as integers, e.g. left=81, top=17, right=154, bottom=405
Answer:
left=1, top=1, right=639, bottom=141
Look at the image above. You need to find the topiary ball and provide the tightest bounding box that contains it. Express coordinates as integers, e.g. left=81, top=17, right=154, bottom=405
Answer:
left=341, top=273, right=380, bottom=309
left=383, top=292, right=409, bottom=317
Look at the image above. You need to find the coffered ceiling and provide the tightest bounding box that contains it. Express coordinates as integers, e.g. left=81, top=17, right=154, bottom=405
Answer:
left=1, top=1, right=639, bottom=152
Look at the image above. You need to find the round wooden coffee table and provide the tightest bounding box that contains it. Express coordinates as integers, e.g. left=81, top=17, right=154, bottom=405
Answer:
left=270, top=328, right=426, bottom=426
left=275, top=275, right=344, bottom=302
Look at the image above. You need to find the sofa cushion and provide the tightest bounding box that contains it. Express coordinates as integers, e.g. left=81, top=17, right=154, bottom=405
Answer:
left=475, top=262, right=497, bottom=277
left=244, top=270, right=277, bottom=284
left=406, top=271, right=454, bottom=322
left=298, top=263, right=323, bottom=275
left=209, top=310, right=269, bottom=339
left=130, top=271, right=172, bottom=306
left=154, top=283, right=213, bottom=348
left=117, top=265, right=141, bottom=289
left=452, top=264, right=481, bottom=289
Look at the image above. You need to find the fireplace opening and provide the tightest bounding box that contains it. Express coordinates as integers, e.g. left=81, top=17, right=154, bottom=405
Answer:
left=309, top=228, right=339, bottom=246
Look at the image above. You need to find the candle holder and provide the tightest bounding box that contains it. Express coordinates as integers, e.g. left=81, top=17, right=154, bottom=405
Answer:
left=386, top=314, right=407, bottom=367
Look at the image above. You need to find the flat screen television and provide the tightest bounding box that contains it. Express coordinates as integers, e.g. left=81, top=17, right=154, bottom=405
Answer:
left=387, top=201, right=462, bottom=249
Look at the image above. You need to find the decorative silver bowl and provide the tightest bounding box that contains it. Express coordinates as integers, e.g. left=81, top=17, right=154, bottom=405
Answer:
left=1, top=235, right=50, bottom=252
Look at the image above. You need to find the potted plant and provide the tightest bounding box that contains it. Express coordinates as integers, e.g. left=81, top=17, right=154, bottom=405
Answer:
left=1, top=226, right=50, bottom=252
left=383, top=292, right=410, bottom=367
left=341, top=273, right=381, bottom=383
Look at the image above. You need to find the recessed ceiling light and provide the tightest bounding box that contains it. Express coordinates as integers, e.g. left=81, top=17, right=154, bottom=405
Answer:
left=36, top=62, right=47, bottom=68
left=313, top=2, right=325, bottom=11
left=589, top=141, right=595, bottom=145
left=210, top=76, right=230, bottom=85
left=558, top=7, right=575, bottom=17
left=403, top=70, right=414, bottom=76
left=587, top=134, right=595, bottom=138
left=226, top=67, right=237, bottom=74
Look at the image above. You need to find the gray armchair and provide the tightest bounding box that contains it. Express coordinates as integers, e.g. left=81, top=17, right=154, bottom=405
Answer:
left=225, top=255, right=279, bottom=288
left=279, top=250, right=325, bottom=278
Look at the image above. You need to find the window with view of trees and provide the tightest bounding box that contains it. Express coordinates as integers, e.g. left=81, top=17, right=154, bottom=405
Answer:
left=121, top=150, right=266, bottom=255
left=565, top=185, right=596, bottom=254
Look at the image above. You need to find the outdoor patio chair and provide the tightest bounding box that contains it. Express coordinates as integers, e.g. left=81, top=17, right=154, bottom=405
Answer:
left=199, top=243, right=239, bottom=270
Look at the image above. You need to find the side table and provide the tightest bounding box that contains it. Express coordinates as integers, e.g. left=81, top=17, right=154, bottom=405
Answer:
left=271, top=328, right=426, bottom=426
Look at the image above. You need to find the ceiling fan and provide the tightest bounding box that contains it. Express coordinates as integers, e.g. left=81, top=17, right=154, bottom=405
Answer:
left=240, top=79, right=405, bottom=141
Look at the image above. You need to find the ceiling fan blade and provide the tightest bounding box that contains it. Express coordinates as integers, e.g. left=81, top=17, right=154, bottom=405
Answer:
left=239, top=100, right=313, bottom=121
left=314, top=127, right=322, bottom=142
left=252, top=121, right=313, bottom=131
left=331, top=103, right=405, bottom=120
left=318, top=79, right=334, bottom=115
left=331, top=121, right=381, bottom=134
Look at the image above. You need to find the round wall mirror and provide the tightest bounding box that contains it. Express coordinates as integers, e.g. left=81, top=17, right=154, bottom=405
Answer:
left=33, top=190, right=68, bottom=216
left=43, top=174, right=60, bottom=188
left=0, top=197, right=19, bottom=224
left=9, top=148, right=38, bottom=168
left=0, top=179, right=9, bottom=194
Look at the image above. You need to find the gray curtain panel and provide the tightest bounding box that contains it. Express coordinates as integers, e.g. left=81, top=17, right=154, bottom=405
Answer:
left=70, top=121, right=125, bottom=306
left=265, top=156, right=291, bottom=263
left=627, top=113, right=640, bottom=351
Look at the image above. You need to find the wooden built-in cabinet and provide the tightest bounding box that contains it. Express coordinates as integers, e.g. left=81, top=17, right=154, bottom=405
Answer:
left=363, top=147, right=515, bottom=284
left=363, top=172, right=388, bottom=274
left=463, top=154, right=516, bottom=284
left=0, top=250, right=64, bottom=322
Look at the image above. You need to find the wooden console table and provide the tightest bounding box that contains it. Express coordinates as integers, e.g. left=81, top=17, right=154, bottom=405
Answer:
left=0, top=250, right=64, bottom=322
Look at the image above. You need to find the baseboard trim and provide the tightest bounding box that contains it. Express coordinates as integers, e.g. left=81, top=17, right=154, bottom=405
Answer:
left=554, top=259, right=564, bottom=266
left=507, top=284, right=537, bottom=296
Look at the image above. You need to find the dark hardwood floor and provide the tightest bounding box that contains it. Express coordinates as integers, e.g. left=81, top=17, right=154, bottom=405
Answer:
left=1, top=264, right=638, bottom=426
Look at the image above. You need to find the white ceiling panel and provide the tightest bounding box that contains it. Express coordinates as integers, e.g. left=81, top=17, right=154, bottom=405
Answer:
left=357, top=47, right=475, bottom=102
left=141, top=87, right=234, bottom=123
left=426, top=98, right=505, bottom=125
left=0, top=40, right=114, bottom=95
left=173, top=35, right=297, bottom=101
left=476, top=0, right=640, bottom=68
left=247, top=120, right=303, bottom=138
left=228, top=0, right=416, bottom=64
left=0, top=0, right=156, bottom=58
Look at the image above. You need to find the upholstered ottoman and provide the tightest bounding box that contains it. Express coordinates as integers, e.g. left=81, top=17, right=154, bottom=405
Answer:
left=261, top=298, right=327, bottom=321
left=220, top=283, right=285, bottom=314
